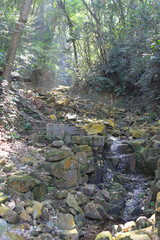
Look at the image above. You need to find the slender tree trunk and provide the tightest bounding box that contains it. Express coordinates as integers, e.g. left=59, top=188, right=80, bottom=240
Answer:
left=3, top=0, right=32, bottom=83
left=82, top=0, right=109, bottom=63
left=57, top=0, right=79, bottom=77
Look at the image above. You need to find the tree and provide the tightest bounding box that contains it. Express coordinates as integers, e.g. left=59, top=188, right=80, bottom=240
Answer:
left=3, top=0, right=32, bottom=84
left=82, top=0, right=109, bottom=63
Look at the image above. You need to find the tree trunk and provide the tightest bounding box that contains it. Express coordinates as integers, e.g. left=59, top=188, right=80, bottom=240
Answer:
left=82, top=0, right=109, bottom=63
left=3, top=0, right=32, bottom=83
left=57, top=0, right=79, bottom=77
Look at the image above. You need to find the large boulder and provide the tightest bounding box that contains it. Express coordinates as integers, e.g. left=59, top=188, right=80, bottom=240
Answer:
left=7, top=174, right=36, bottom=193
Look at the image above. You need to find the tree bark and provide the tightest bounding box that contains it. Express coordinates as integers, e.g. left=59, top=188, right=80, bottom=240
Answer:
left=57, top=0, right=79, bottom=77
left=3, top=0, right=32, bottom=82
left=82, top=0, right=109, bottom=63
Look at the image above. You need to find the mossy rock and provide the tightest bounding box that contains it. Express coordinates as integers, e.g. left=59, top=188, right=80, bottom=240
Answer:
left=129, top=129, right=150, bottom=139
left=7, top=174, right=36, bottom=193
left=95, top=231, right=112, bottom=240
left=46, top=148, right=69, bottom=162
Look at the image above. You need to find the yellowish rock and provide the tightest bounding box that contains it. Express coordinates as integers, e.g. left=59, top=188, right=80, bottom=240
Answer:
left=83, top=123, right=106, bottom=135
left=26, top=206, right=34, bottom=215
left=64, top=157, right=71, bottom=170
left=32, top=201, right=43, bottom=219
left=20, top=211, right=32, bottom=223
left=49, top=114, right=57, bottom=121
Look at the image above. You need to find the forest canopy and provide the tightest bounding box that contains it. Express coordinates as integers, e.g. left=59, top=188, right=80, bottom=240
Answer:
left=0, top=0, right=160, bottom=103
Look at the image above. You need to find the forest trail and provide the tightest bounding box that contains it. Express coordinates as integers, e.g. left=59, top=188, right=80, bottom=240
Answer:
left=0, top=81, right=160, bottom=239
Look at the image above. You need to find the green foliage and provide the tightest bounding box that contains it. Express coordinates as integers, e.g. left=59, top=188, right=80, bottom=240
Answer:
left=23, top=123, right=32, bottom=130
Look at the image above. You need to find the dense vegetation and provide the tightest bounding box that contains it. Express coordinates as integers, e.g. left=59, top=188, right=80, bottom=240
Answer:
left=0, top=0, right=160, bottom=106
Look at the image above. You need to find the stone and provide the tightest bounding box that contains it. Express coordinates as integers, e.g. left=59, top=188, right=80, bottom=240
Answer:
left=95, top=231, right=112, bottom=240
left=83, top=123, right=106, bottom=136
left=55, top=213, right=76, bottom=230
left=66, top=193, right=82, bottom=213
left=0, top=192, right=8, bottom=203
left=37, top=233, right=54, bottom=240
left=76, top=192, right=88, bottom=206
left=83, top=203, right=102, bottom=220
left=26, top=206, right=34, bottom=215
left=115, top=232, right=151, bottom=240
left=81, top=184, right=96, bottom=196
left=46, top=148, right=69, bottom=162
left=74, top=145, right=92, bottom=157
left=0, top=219, right=10, bottom=236
left=117, top=144, right=133, bottom=154
left=32, top=201, right=43, bottom=219
left=136, top=216, right=153, bottom=229
left=66, top=170, right=78, bottom=188
left=55, top=190, right=68, bottom=199
left=59, top=228, right=79, bottom=240
left=76, top=152, right=87, bottom=164
left=7, top=174, right=36, bottom=193
left=156, top=192, right=160, bottom=237
left=51, top=140, right=64, bottom=148
left=32, top=183, right=47, bottom=201
left=44, top=161, right=65, bottom=179
left=101, top=190, right=110, bottom=201
left=0, top=205, right=19, bottom=224
left=97, top=205, right=109, bottom=219
left=20, top=211, right=32, bottom=223
left=0, top=232, right=25, bottom=240
left=123, top=221, right=136, bottom=232
left=129, top=129, right=150, bottom=139
left=48, top=114, right=57, bottom=121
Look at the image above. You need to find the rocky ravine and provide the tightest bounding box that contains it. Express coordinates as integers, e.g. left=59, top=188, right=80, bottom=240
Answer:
left=0, top=81, right=160, bottom=239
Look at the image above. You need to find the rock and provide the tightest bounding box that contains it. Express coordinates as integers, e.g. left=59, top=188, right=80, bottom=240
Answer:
left=97, top=205, right=109, bottom=219
left=81, top=184, right=96, bottom=196
left=123, top=221, right=136, bottom=232
left=0, top=205, right=19, bottom=224
left=117, top=144, right=133, bottom=154
left=129, top=129, right=150, bottom=139
left=82, top=123, right=106, bottom=136
left=20, top=211, right=32, bottom=223
left=55, top=213, right=76, bottom=230
left=0, top=232, right=25, bottom=240
left=0, top=192, right=9, bottom=204
left=26, top=206, right=34, bottom=215
left=156, top=192, right=160, bottom=236
left=7, top=174, right=36, bottom=193
left=66, top=193, right=82, bottom=213
left=115, top=232, right=151, bottom=240
left=0, top=219, right=10, bottom=236
left=95, top=231, right=112, bottom=240
left=76, top=152, right=87, bottom=164
left=46, top=148, right=69, bottom=162
left=37, top=233, right=54, bottom=240
left=101, top=190, right=110, bottom=201
left=55, top=190, right=68, bottom=199
left=66, top=113, right=77, bottom=120
left=32, top=183, right=47, bottom=201
left=73, top=145, right=92, bottom=157
left=110, top=205, right=122, bottom=216
left=83, top=203, right=102, bottom=220
left=59, top=228, right=79, bottom=240
left=76, top=192, right=88, bottom=206
left=48, top=114, right=57, bottom=121
left=66, top=169, right=78, bottom=188
left=32, top=201, right=43, bottom=219
left=136, top=216, right=153, bottom=229
left=72, top=136, right=105, bottom=147
left=51, top=140, right=64, bottom=148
